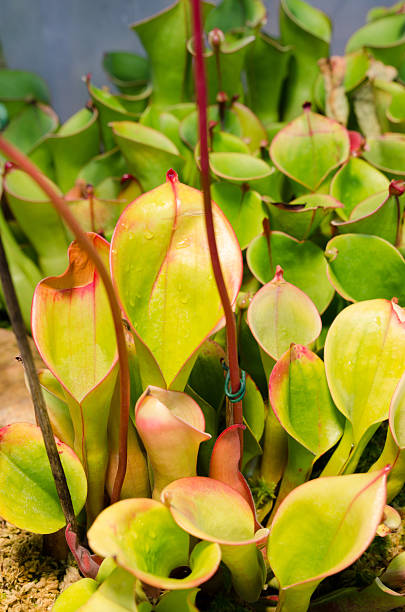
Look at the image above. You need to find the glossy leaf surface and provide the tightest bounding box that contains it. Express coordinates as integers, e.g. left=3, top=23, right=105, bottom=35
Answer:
left=270, top=469, right=388, bottom=609
left=162, top=477, right=268, bottom=602
left=47, top=107, right=100, bottom=192
left=280, top=0, right=331, bottom=120
left=52, top=579, right=98, bottom=611
left=88, top=498, right=221, bottom=590
left=135, top=386, right=210, bottom=498
left=111, top=175, right=242, bottom=389
left=32, top=233, right=118, bottom=519
left=363, top=134, right=405, bottom=177
left=247, top=267, right=322, bottom=361
left=247, top=231, right=333, bottom=313
left=270, top=109, right=349, bottom=191
left=265, top=194, right=343, bottom=241
left=211, top=182, right=264, bottom=250
left=112, top=121, right=185, bottom=191
left=209, top=424, right=260, bottom=530
left=88, top=82, right=149, bottom=150
left=326, top=234, right=405, bottom=305
left=390, top=372, right=405, bottom=450
left=79, top=567, right=138, bottom=611
left=330, top=157, right=389, bottom=220
left=246, top=33, right=291, bottom=125
left=324, top=299, right=405, bottom=444
left=332, top=187, right=404, bottom=245
left=0, top=423, right=86, bottom=534
left=270, top=345, right=344, bottom=456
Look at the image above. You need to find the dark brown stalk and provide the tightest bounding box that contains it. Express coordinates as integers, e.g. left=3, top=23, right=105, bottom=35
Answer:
left=190, top=0, right=243, bottom=440
left=0, top=233, right=78, bottom=533
left=0, top=136, right=129, bottom=505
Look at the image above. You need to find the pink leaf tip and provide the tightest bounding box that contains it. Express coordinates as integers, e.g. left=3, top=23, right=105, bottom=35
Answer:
left=273, top=265, right=284, bottom=282
left=166, top=169, right=179, bottom=184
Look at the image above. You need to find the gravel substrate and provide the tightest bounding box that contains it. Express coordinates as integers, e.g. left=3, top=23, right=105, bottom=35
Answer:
left=0, top=520, right=79, bottom=611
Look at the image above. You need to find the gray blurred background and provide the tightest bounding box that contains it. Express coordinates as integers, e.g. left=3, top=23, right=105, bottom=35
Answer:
left=0, top=1, right=395, bottom=121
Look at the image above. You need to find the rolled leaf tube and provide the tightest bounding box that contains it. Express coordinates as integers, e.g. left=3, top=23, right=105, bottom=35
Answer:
left=135, top=386, right=211, bottom=499
left=111, top=172, right=242, bottom=390
left=32, top=233, right=118, bottom=521
left=162, top=477, right=269, bottom=602
left=270, top=468, right=389, bottom=611
left=88, top=498, right=221, bottom=590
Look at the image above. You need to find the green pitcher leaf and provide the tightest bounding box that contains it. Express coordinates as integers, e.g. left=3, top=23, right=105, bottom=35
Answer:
left=1, top=103, right=58, bottom=160
left=324, top=299, right=405, bottom=445
left=211, top=182, right=265, bottom=249
left=180, top=105, right=241, bottom=151
left=209, top=424, right=261, bottom=530
left=270, top=345, right=344, bottom=456
left=346, top=13, right=405, bottom=72
left=270, top=108, right=350, bottom=191
left=88, top=82, right=150, bottom=151
left=230, top=103, right=267, bottom=155
left=204, top=0, right=266, bottom=31
left=331, top=183, right=404, bottom=245
left=88, top=498, right=221, bottom=590
left=103, top=51, right=150, bottom=93
left=79, top=567, right=138, bottom=611
left=53, top=578, right=98, bottom=611
left=111, top=174, right=242, bottom=389
left=390, top=372, right=405, bottom=450
left=247, top=267, right=322, bottom=361
left=78, top=149, right=128, bottom=187
left=264, top=194, right=343, bottom=241
left=247, top=231, right=334, bottom=313
left=135, top=386, right=210, bottom=499
left=310, top=559, right=405, bottom=611
left=4, top=167, right=68, bottom=275
left=280, top=0, right=331, bottom=120
left=112, top=121, right=185, bottom=191
left=330, top=157, right=389, bottom=220
left=106, top=387, right=150, bottom=501
left=46, top=107, right=100, bottom=192
left=325, top=234, right=405, bottom=305
left=156, top=589, right=199, bottom=612
left=162, top=477, right=268, bottom=602
left=188, top=31, right=255, bottom=105
left=0, top=205, right=42, bottom=329
left=374, top=79, right=405, bottom=131
left=0, top=69, right=50, bottom=107
left=269, top=468, right=389, bottom=611
left=209, top=152, right=273, bottom=184
left=363, top=133, right=405, bottom=177
left=188, top=339, right=226, bottom=410
left=0, top=422, right=87, bottom=534
left=32, top=233, right=118, bottom=520
left=246, top=33, right=291, bottom=125
left=131, top=1, right=214, bottom=105
left=38, top=369, right=74, bottom=448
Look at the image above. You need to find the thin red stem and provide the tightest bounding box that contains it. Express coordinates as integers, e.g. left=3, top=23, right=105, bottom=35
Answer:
left=0, top=136, right=129, bottom=505
left=190, top=0, right=243, bottom=437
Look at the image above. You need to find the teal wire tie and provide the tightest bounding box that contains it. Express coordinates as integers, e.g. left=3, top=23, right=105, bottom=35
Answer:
left=222, top=361, right=246, bottom=403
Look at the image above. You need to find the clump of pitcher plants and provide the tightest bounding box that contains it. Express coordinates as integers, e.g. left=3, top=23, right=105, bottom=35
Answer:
left=0, top=0, right=405, bottom=611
